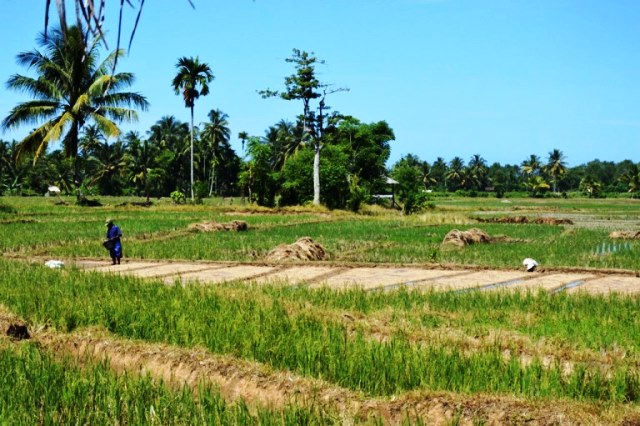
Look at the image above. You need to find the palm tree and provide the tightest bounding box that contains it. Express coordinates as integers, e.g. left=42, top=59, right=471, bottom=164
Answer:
left=545, top=149, right=567, bottom=193
left=467, top=154, right=488, bottom=191
left=525, top=175, right=551, bottom=197
left=79, top=125, right=106, bottom=159
left=619, top=164, right=640, bottom=195
left=148, top=116, right=190, bottom=194
left=87, top=139, right=128, bottom=195
left=432, top=157, right=448, bottom=191
left=238, top=131, right=249, bottom=154
left=266, top=119, right=298, bottom=171
left=520, top=154, right=542, bottom=177
left=125, top=132, right=165, bottom=202
left=1, top=25, right=148, bottom=199
left=419, top=161, right=437, bottom=190
left=579, top=175, right=602, bottom=198
left=446, top=157, right=465, bottom=191
left=200, top=109, right=230, bottom=196
left=172, top=56, right=214, bottom=201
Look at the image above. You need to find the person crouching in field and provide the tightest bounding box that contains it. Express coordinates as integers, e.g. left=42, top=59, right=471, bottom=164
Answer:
left=104, top=219, right=123, bottom=265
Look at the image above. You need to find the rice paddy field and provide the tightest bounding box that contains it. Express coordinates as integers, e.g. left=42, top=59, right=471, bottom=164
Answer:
left=0, top=195, right=639, bottom=424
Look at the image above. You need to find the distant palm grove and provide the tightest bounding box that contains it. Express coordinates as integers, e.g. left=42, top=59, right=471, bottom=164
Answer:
left=2, top=25, right=639, bottom=210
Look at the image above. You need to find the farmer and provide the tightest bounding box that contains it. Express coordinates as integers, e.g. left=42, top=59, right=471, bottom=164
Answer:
left=104, top=219, right=123, bottom=265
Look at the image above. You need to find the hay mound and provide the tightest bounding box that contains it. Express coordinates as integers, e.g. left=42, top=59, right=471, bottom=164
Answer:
left=476, top=216, right=572, bottom=225
left=609, top=230, right=640, bottom=240
left=265, top=237, right=326, bottom=262
left=189, top=220, right=248, bottom=232
left=443, top=228, right=491, bottom=247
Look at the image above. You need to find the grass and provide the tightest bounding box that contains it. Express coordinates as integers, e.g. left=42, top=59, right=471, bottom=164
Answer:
left=0, top=342, right=333, bottom=425
left=3, top=196, right=639, bottom=270
left=0, top=259, right=638, bottom=401
left=1, top=195, right=639, bottom=421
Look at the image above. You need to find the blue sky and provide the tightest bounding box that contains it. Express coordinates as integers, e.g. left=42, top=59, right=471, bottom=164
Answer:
left=1, top=0, right=639, bottom=167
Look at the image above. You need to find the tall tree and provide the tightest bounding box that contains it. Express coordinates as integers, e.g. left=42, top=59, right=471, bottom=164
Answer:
left=619, top=164, right=640, bottom=195
left=520, top=154, right=542, bottom=177
left=147, top=116, right=190, bottom=195
left=86, top=139, right=127, bottom=195
left=172, top=56, right=214, bottom=201
left=545, top=149, right=567, bottom=193
left=125, top=132, right=166, bottom=202
left=467, top=154, right=488, bottom=191
left=260, top=49, right=347, bottom=205
left=238, top=131, right=249, bottom=154
left=2, top=25, right=148, bottom=199
left=446, top=157, right=465, bottom=191
left=431, top=157, right=448, bottom=191
left=200, top=109, right=230, bottom=196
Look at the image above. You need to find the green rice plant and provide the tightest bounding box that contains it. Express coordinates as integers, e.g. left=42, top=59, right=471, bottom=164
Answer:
left=0, top=259, right=638, bottom=402
left=0, top=343, right=335, bottom=424
left=4, top=195, right=640, bottom=270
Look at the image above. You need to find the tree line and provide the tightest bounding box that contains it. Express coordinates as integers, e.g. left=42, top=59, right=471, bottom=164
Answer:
left=1, top=24, right=639, bottom=211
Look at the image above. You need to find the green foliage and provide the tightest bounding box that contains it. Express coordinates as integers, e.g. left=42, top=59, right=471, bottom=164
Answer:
left=170, top=190, right=186, bottom=204
left=1, top=259, right=639, bottom=403
left=279, top=146, right=349, bottom=209
left=242, top=137, right=278, bottom=207
left=2, top=25, right=148, bottom=195
left=391, top=161, right=433, bottom=214
left=0, top=203, right=17, bottom=214
left=347, top=176, right=368, bottom=213
left=331, top=118, right=395, bottom=194
left=0, top=343, right=329, bottom=424
left=193, top=181, right=209, bottom=201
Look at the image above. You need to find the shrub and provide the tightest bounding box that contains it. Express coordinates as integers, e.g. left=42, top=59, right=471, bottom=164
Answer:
left=170, top=190, right=186, bottom=204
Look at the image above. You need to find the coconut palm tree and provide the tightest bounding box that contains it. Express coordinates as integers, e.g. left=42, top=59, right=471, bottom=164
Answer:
left=520, top=154, right=542, bottom=177
left=619, top=164, right=640, bottom=196
left=1, top=25, right=148, bottom=199
left=579, top=175, right=602, bottom=198
left=200, top=109, right=230, bottom=196
left=238, top=131, right=249, bottom=154
left=79, top=125, right=106, bottom=159
left=545, top=149, right=567, bottom=193
left=446, top=157, right=465, bottom=191
left=467, top=154, right=488, bottom=191
left=87, top=139, right=128, bottom=195
left=148, top=116, right=190, bottom=194
left=172, top=56, right=214, bottom=201
left=125, top=132, right=165, bottom=202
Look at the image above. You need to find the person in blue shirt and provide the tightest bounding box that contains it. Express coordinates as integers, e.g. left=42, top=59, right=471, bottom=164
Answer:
left=105, top=219, right=123, bottom=265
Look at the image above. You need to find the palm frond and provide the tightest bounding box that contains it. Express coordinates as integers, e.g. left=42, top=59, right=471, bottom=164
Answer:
left=92, top=114, right=121, bottom=138
left=1, top=100, right=59, bottom=130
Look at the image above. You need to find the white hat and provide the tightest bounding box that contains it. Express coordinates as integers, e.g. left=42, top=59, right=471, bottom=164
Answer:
left=522, top=258, right=538, bottom=271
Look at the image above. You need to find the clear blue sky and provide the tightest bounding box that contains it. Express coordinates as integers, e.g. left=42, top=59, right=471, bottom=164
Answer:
left=1, top=0, right=639, bottom=167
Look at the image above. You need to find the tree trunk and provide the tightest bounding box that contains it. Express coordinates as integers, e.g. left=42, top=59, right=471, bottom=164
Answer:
left=208, top=166, right=215, bottom=197
left=313, top=142, right=321, bottom=205
left=190, top=105, right=194, bottom=201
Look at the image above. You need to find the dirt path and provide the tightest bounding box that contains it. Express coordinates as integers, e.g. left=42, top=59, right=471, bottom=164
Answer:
left=1, top=307, right=635, bottom=425
left=69, top=258, right=640, bottom=296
